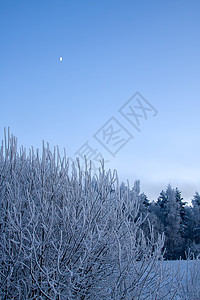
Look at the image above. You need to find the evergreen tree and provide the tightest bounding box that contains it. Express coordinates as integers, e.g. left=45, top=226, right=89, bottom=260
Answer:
left=192, top=192, right=200, bottom=244
left=156, top=185, right=184, bottom=259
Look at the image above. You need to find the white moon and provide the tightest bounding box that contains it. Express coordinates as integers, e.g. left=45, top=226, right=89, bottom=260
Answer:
left=59, top=57, right=63, bottom=62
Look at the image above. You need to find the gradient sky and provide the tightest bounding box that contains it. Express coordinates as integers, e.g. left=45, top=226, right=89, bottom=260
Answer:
left=1, top=0, right=200, bottom=202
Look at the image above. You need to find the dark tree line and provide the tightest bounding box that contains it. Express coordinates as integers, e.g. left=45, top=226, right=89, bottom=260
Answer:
left=120, top=181, right=200, bottom=260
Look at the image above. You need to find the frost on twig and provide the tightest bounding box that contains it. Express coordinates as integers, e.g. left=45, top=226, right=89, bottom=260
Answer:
left=0, top=129, right=169, bottom=299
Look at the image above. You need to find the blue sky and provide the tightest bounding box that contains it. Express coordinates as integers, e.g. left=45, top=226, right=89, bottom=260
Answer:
left=1, top=0, right=200, bottom=202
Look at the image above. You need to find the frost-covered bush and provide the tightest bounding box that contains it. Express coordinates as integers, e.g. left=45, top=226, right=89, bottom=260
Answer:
left=0, top=129, right=166, bottom=299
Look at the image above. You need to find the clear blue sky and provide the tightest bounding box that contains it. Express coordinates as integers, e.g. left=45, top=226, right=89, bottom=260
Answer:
left=1, top=0, right=200, bottom=202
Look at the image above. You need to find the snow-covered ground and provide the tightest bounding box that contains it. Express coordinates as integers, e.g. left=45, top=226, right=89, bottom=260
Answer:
left=156, top=260, right=200, bottom=300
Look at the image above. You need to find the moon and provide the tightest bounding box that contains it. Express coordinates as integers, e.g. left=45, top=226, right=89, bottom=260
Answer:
left=59, top=57, right=63, bottom=62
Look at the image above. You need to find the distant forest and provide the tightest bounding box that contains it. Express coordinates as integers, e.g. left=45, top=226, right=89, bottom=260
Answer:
left=120, top=180, right=200, bottom=260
